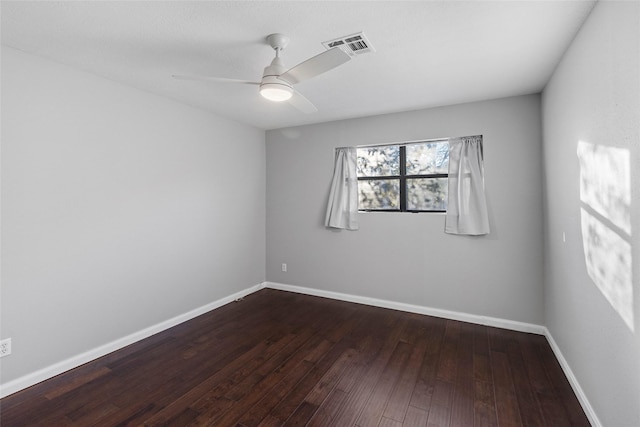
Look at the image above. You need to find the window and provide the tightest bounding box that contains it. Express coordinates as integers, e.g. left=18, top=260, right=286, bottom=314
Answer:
left=356, top=140, right=449, bottom=212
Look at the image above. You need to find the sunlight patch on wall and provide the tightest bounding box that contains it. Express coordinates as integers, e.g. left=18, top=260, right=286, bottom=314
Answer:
left=577, top=141, right=633, bottom=331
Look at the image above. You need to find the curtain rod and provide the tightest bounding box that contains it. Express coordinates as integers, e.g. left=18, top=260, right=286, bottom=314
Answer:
left=334, top=135, right=481, bottom=151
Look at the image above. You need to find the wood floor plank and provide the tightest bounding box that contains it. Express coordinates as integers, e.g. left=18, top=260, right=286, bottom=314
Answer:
left=280, top=401, right=317, bottom=426
left=382, top=334, right=428, bottom=422
left=43, top=366, right=112, bottom=400
left=303, top=348, right=358, bottom=406
left=449, top=323, right=475, bottom=427
left=490, top=350, right=524, bottom=426
left=0, top=289, right=590, bottom=427
left=379, top=416, right=404, bottom=427
left=266, top=308, right=374, bottom=423
left=266, top=342, right=355, bottom=423
left=329, top=314, right=410, bottom=426
left=306, top=388, right=346, bottom=427
left=195, top=332, right=319, bottom=426
left=435, top=320, right=461, bottom=383
left=472, top=326, right=492, bottom=384
left=505, top=336, right=546, bottom=426
left=534, top=336, right=591, bottom=426
left=408, top=319, right=446, bottom=411
left=404, top=405, right=429, bottom=426
left=256, top=414, right=283, bottom=427
left=473, top=380, right=498, bottom=427
left=355, top=340, right=412, bottom=426
left=426, top=403, right=451, bottom=427
left=431, top=379, right=454, bottom=408
left=225, top=331, right=317, bottom=401
left=236, top=358, right=315, bottom=426
left=142, top=332, right=295, bottom=426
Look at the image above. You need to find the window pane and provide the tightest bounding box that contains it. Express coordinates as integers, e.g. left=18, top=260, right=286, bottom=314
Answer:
left=356, top=146, right=400, bottom=177
left=406, top=141, right=449, bottom=175
left=358, top=179, right=400, bottom=210
left=407, top=178, right=448, bottom=211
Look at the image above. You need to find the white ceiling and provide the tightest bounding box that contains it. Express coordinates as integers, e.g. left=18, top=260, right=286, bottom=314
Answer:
left=1, top=1, right=596, bottom=130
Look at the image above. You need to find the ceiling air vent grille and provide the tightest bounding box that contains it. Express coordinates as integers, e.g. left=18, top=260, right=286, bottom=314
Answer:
left=322, top=32, right=374, bottom=57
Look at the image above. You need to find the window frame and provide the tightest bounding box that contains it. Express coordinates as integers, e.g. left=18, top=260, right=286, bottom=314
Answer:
left=356, top=140, right=449, bottom=213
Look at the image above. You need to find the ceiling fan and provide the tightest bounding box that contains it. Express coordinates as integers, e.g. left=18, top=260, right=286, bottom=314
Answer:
left=172, top=33, right=354, bottom=114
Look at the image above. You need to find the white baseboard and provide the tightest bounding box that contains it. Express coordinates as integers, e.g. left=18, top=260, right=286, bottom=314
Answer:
left=0, top=283, right=264, bottom=398
left=543, top=328, right=601, bottom=427
left=263, top=281, right=545, bottom=335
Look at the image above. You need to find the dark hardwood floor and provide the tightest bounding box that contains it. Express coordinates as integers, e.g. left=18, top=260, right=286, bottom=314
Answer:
left=1, top=289, right=590, bottom=426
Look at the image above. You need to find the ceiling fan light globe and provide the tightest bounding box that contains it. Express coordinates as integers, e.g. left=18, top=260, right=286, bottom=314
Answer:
left=260, top=84, right=293, bottom=102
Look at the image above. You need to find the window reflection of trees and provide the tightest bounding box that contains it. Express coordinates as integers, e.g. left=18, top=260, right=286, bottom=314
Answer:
left=406, top=142, right=449, bottom=175
left=358, top=179, right=399, bottom=210
left=407, top=178, right=448, bottom=211
left=356, top=146, right=399, bottom=177
left=356, top=141, right=449, bottom=211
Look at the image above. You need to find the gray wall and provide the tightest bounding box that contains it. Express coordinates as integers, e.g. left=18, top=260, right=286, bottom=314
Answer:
left=266, top=95, right=544, bottom=325
left=1, top=47, right=266, bottom=384
left=542, top=1, right=640, bottom=425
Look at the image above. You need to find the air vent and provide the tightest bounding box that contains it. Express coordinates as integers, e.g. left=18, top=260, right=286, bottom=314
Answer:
left=322, top=32, right=374, bottom=56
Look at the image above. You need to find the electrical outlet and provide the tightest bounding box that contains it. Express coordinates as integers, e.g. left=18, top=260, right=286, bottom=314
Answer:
left=281, top=263, right=287, bottom=272
left=0, top=338, right=11, bottom=357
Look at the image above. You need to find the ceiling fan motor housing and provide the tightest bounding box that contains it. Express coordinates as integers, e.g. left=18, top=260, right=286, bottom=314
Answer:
left=260, top=56, right=293, bottom=101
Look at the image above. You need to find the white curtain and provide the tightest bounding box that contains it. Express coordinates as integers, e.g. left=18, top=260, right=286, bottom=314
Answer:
left=325, top=147, right=359, bottom=230
left=445, top=136, right=490, bottom=235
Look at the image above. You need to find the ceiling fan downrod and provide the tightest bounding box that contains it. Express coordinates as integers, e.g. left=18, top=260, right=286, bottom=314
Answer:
left=260, top=34, right=294, bottom=102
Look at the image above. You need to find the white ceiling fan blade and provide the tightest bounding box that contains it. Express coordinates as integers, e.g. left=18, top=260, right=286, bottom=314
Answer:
left=279, top=47, right=351, bottom=85
left=172, top=75, right=260, bottom=86
left=288, top=90, right=318, bottom=114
